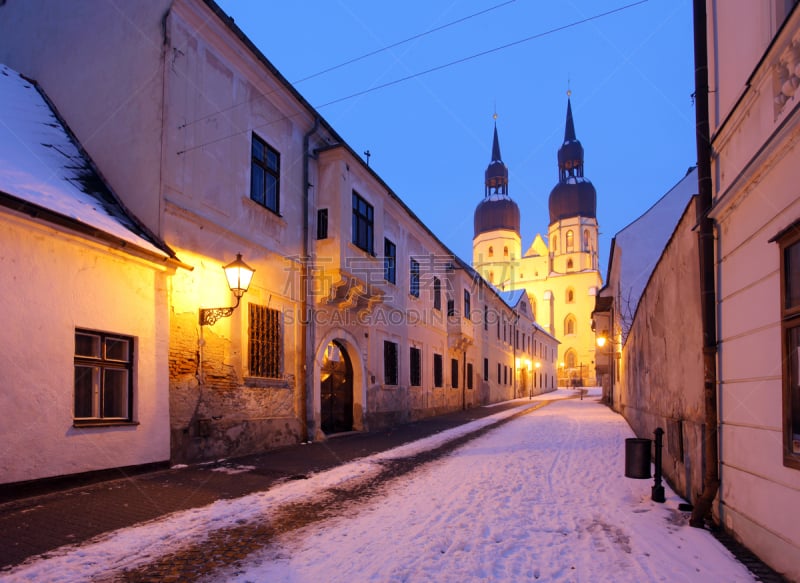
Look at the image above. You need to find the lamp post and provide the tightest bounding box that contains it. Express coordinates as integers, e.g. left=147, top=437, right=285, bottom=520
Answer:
left=199, top=253, right=255, bottom=326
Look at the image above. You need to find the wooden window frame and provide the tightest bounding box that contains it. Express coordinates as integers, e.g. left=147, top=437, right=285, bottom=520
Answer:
left=250, top=134, right=280, bottom=214
left=74, top=329, right=134, bottom=426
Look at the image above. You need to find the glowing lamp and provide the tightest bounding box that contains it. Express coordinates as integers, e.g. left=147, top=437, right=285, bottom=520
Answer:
left=199, top=253, right=255, bottom=326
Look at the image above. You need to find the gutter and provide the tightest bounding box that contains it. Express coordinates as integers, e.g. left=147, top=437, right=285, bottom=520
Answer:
left=690, top=0, right=720, bottom=528
left=302, top=117, right=321, bottom=442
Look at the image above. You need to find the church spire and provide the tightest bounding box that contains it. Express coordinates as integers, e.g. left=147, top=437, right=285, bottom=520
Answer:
left=564, top=97, right=577, bottom=143
left=485, top=114, right=509, bottom=196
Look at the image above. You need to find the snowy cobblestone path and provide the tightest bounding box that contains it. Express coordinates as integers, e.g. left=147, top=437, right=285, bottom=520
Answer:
left=101, top=402, right=553, bottom=582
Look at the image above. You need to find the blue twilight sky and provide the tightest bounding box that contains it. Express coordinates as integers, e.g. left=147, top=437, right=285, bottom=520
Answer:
left=216, top=0, right=697, bottom=276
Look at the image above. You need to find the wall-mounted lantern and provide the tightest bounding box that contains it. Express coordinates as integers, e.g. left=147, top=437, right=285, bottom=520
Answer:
left=199, top=253, right=255, bottom=326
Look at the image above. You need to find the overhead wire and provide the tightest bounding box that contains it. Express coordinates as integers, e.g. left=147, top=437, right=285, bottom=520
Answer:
left=179, top=0, right=517, bottom=130
left=177, top=0, right=648, bottom=155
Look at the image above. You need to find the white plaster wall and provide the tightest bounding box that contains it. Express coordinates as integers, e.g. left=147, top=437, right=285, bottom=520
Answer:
left=709, top=6, right=800, bottom=578
left=0, top=0, right=170, bottom=234
left=0, top=213, right=170, bottom=484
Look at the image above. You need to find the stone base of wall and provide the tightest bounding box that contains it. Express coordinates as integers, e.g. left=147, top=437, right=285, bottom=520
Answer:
left=171, top=417, right=302, bottom=464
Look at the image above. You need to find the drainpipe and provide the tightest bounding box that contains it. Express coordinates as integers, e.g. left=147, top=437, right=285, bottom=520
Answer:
left=690, top=0, right=720, bottom=528
left=302, top=117, right=320, bottom=443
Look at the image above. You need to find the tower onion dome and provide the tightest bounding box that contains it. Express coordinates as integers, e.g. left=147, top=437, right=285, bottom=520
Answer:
left=548, top=98, right=597, bottom=224
left=474, top=122, right=520, bottom=237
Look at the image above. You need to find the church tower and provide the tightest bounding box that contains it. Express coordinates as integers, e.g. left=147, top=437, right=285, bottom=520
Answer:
left=470, top=98, right=603, bottom=386
left=547, top=97, right=599, bottom=274
left=472, top=118, right=521, bottom=287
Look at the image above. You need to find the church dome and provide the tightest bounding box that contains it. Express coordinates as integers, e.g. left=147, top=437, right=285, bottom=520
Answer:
left=548, top=97, right=597, bottom=224
left=474, top=120, right=520, bottom=237
left=474, top=196, right=520, bottom=236
left=549, top=180, right=596, bottom=223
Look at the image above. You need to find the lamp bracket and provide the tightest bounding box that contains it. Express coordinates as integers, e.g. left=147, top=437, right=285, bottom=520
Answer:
left=199, top=295, right=242, bottom=326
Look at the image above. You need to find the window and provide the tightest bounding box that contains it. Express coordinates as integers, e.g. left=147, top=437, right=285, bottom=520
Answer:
left=488, top=246, right=494, bottom=258
left=504, top=365, right=508, bottom=385
left=484, top=358, right=489, bottom=381
left=467, top=363, right=474, bottom=389
left=447, top=298, right=455, bottom=317
left=566, top=230, right=574, bottom=252
left=352, top=191, right=374, bottom=254
left=451, top=358, right=459, bottom=388
left=484, top=305, right=488, bottom=331
left=565, top=349, right=577, bottom=369
left=504, top=246, right=509, bottom=257
left=777, top=224, right=800, bottom=467
left=583, top=229, right=590, bottom=250
left=497, top=362, right=501, bottom=384
left=410, top=347, right=422, bottom=386
left=384, top=239, right=396, bottom=284
left=410, top=259, right=420, bottom=297
left=463, top=290, right=471, bottom=320
left=566, top=288, right=575, bottom=303
left=567, top=259, right=574, bottom=270
left=249, top=304, right=282, bottom=378
left=565, top=314, right=576, bottom=335
left=317, top=209, right=328, bottom=240
left=250, top=134, right=280, bottom=213
left=384, top=340, right=398, bottom=385
left=434, top=353, right=443, bottom=387
left=74, top=330, right=133, bottom=423
left=489, top=271, right=494, bottom=283
left=433, top=277, right=442, bottom=311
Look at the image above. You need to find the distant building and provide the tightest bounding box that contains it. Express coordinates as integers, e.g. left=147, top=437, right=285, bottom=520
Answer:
left=472, top=102, right=602, bottom=386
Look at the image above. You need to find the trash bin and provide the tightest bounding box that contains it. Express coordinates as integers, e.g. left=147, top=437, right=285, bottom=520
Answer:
left=625, top=438, right=652, bottom=479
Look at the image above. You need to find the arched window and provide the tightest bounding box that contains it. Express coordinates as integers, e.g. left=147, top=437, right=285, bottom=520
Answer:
left=488, top=246, right=493, bottom=258
left=565, top=349, right=577, bottom=369
left=489, top=271, right=494, bottom=283
left=564, top=314, right=577, bottom=335
left=503, top=246, right=509, bottom=258
left=566, top=230, right=574, bottom=252
left=567, top=259, right=574, bottom=270
left=583, top=229, right=590, bottom=250
left=566, top=288, right=574, bottom=303
left=552, top=237, right=558, bottom=252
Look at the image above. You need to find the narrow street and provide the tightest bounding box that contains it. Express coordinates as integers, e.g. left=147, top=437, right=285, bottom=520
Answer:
left=3, top=392, right=757, bottom=582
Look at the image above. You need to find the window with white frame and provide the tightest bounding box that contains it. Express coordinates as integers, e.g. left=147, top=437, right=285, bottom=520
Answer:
left=74, top=329, right=133, bottom=424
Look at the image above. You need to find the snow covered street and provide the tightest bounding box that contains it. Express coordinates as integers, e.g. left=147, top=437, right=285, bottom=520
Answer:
left=217, top=390, right=754, bottom=582
left=3, top=391, right=757, bottom=582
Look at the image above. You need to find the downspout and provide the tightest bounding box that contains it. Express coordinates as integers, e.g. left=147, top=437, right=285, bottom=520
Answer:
left=690, top=0, right=720, bottom=528
left=302, top=117, right=320, bottom=443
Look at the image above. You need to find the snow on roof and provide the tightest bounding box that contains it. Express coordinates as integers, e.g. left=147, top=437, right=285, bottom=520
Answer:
left=497, top=289, right=526, bottom=307
left=0, top=64, right=170, bottom=257
left=614, top=167, right=698, bottom=322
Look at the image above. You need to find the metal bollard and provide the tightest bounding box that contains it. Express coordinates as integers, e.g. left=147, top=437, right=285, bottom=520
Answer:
left=652, top=427, right=665, bottom=503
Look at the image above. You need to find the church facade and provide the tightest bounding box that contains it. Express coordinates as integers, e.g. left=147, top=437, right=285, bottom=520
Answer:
left=472, top=101, right=602, bottom=385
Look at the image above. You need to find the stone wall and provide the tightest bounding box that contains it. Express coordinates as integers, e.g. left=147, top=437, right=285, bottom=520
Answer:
left=618, top=198, right=706, bottom=503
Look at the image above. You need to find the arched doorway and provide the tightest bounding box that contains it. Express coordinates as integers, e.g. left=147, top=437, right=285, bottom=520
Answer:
left=320, top=340, right=353, bottom=434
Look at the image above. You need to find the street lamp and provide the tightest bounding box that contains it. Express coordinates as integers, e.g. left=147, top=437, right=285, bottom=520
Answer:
left=199, top=253, right=255, bottom=326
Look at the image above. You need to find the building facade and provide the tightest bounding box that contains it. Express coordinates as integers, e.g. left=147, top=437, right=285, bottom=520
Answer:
left=0, top=0, right=558, bottom=478
left=0, top=65, right=178, bottom=487
left=472, top=103, right=602, bottom=385
left=594, top=2, right=800, bottom=579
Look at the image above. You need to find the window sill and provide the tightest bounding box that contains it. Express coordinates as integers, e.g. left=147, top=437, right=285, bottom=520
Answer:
left=244, top=376, right=290, bottom=389
left=73, top=420, right=139, bottom=429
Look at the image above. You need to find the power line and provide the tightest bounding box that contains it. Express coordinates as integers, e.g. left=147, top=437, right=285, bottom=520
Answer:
left=293, top=0, right=517, bottom=84
left=316, top=0, right=648, bottom=108
left=178, top=0, right=648, bottom=155
left=179, top=0, right=516, bottom=130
